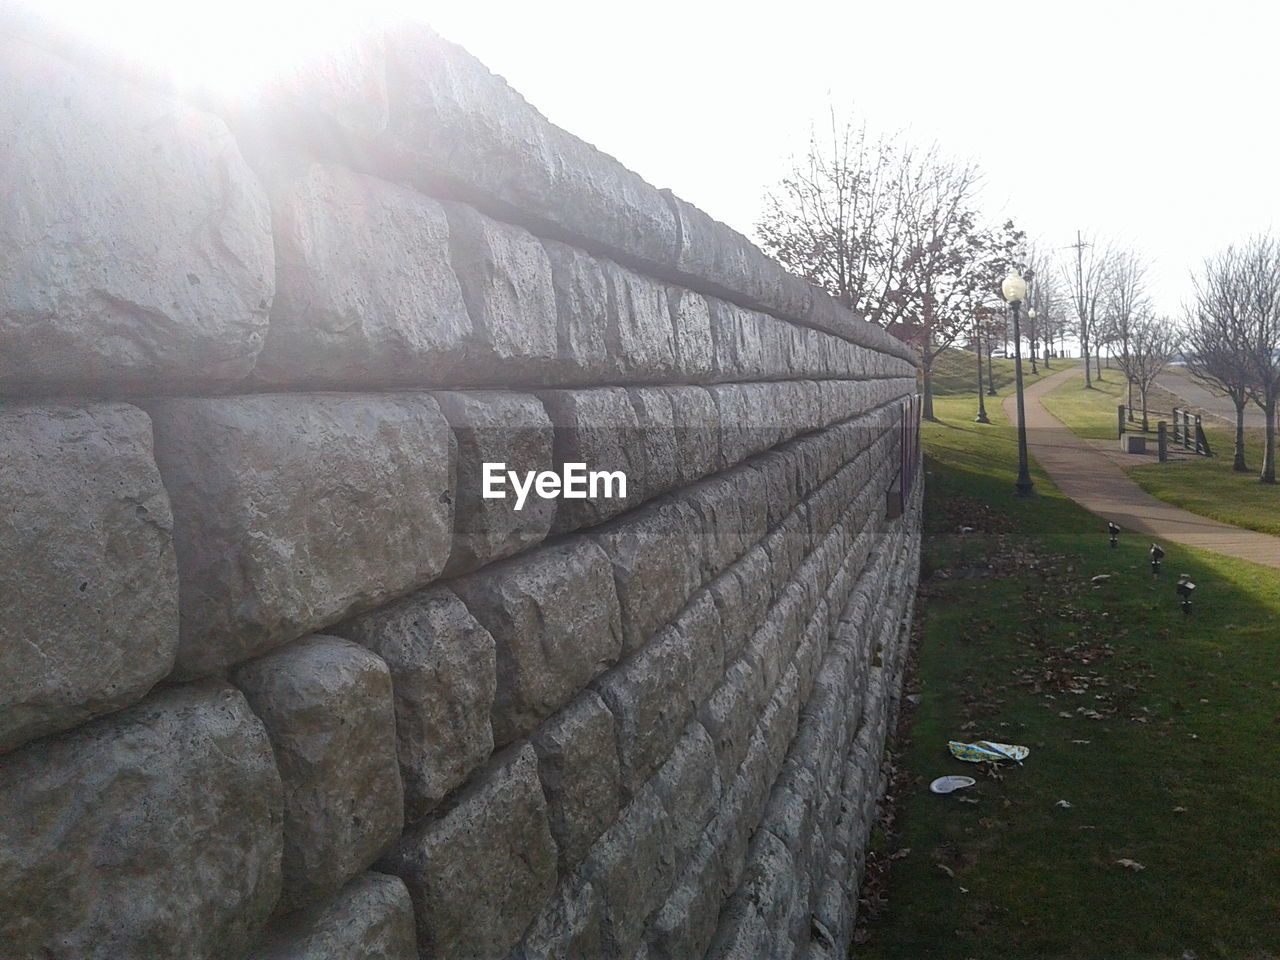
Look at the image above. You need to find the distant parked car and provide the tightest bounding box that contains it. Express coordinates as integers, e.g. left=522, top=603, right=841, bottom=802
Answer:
left=990, top=349, right=1009, bottom=359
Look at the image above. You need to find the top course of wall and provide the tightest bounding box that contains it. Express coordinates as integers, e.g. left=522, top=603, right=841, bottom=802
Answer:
left=0, top=13, right=915, bottom=398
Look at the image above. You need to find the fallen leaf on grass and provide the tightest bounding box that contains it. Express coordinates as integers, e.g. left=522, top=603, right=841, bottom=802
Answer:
left=1173, top=806, right=1187, bottom=813
left=936, top=863, right=955, bottom=877
left=1115, top=858, right=1146, bottom=872
left=1055, top=800, right=1073, bottom=809
left=889, top=848, right=911, bottom=861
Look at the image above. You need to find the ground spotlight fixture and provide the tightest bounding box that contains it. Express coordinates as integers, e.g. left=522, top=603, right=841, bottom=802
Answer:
left=1150, top=543, right=1165, bottom=575
left=1176, top=573, right=1195, bottom=615
left=1108, top=522, right=1120, bottom=548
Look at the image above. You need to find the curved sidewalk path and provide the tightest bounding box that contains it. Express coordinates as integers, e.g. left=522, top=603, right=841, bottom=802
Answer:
left=1003, top=367, right=1280, bottom=569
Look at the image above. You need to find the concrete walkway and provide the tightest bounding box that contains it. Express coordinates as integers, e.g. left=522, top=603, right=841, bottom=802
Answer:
left=1003, top=367, right=1280, bottom=569
left=1154, top=367, right=1267, bottom=428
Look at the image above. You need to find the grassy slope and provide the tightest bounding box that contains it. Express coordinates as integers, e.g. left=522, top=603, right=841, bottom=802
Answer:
left=856, top=386, right=1280, bottom=960
left=1040, top=368, right=1280, bottom=536
left=928, top=347, right=1060, bottom=399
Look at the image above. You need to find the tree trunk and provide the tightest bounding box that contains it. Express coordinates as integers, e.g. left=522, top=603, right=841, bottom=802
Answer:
left=1233, top=399, right=1249, bottom=472
left=1083, top=339, right=1093, bottom=388
left=1094, top=350, right=1103, bottom=380
left=922, top=364, right=936, bottom=421
left=1140, top=386, right=1149, bottom=432
left=1262, top=396, right=1277, bottom=484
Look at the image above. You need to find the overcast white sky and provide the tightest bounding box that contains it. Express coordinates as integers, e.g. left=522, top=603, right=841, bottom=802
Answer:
left=29, top=0, right=1280, bottom=316
left=421, top=0, right=1279, bottom=316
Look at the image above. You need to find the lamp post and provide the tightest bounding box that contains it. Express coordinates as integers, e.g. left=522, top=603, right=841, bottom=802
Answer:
left=1001, top=272, right=1034, bottom=498
left=1150, top=543, right=1165, bottom=575
left=974, top=312, right=990, bottom=424
left=1176, top=574, right=1196, bottom=615
left=1108, top=521, right=1120, bottom=548
left=1027, top=308, right=1039, bottom=375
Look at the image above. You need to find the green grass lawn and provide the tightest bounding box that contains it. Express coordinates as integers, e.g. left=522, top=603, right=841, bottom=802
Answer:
left=855, top=387, right=1280, bottom=960
left=927, top=347, right=1059, bottom=402
left=1040, top=369, right=1280, bottom=536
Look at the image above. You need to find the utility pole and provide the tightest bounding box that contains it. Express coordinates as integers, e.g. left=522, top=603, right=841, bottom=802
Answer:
left=1068, top=230, right=1093, bottom=387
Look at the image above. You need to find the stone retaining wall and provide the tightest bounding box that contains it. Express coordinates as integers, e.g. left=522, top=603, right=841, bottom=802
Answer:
left=0, top=17, right=921, bottom=960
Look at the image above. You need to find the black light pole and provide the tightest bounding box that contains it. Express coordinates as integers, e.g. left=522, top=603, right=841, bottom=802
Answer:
left=1002, top=272, right=1034, bottom=498
left=986, top=340, right=998, bottom=396
left=1027, top=308, right=1039, bottom=374
left=975, top=314, right=990, bottom=424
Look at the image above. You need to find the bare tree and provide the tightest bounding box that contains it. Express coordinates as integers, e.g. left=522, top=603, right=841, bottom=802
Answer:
left=1025, top=246, right=1064, bottom=371
left=1062, top=231, right=1109, bottom=388
left=1102, top=251, right=1150, bottom=414
left=756, top=111, right=912, bottom=325
left=1119, top=311, right=1179, bottom=431
left=1236, top=236, right=1280, bottom=483
left=1185, top=249, right=1255, bottom=471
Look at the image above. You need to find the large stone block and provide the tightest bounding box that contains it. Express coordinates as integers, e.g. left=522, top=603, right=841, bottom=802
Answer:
left=601, top=261, right=678, bottom=378
left=453, top=538, right=622, bottom=746
left=667, top=287, right=715, bottom=380
left=538, top=387, right=643, bottom=532
left=0, top=39, right=272, bottom=393
left=591, top=499, right=705, bottom=655
left=513, top=875, right=605, bottom=960
left=445, top=203, right=559, bottom=380
left=532, top=691, right=620, bottom=872
left=665, top=385, right=721, bottom=485
left=384, top=744, right=557, bottom=960
left=543, top=239, right=612, bottom=381
left=247, top=873, right=417, bottom=960
left=147, top=392, right=454, bottom=677
left=595, top=624, right=695, bottom=799
left=653, top=721, right=722, bottom=853
left=0, top=681, right=282, bottom=960
left=233, top=636, right=403, bottom=912
left=434, top=390, right=556, bottom=575
left=582, top=785, right=676, bottom=955
left=377, top=25, right=679, bottom=267
left=255, top=162, right=471, bottom=387
left=334, top=586, right=496, bottom=822
left=0, top=403, right=178, bottom=753
left=626, top=386, right=679, bottom=499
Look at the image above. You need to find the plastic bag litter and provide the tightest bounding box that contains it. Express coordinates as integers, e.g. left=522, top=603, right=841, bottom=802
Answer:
left=948, top=740, right=1029, bottom=763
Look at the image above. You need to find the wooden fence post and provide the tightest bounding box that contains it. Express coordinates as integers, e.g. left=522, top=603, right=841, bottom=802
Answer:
left=1158, top=421, right=1168, bottom=462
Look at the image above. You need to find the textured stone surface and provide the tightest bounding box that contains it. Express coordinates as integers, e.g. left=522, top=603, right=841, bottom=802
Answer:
left=0, top=403, right=178, bottom=753
left=445, top=202, right=559, bottom=378
left=514, top=875, right=605, bottom=960
left=602, top=261, right=677, bottom=378
left=247, top=873, right=417, bottom=960
left=434, top=390, right=556, bottom=575
left=148, top=392, right=454, bottom=677
left=532, top=691, right=620, bottom=871
left=0, top=681, right=282, bottom=960
left=453, top=538, right=622, bottom=745
left=334, top=586, right=496, bottom=822
left=233, top=635, right=403, bottom=912
left=592, top=499, right=704, bottom=654
left=540, top=387, right=644, bottom=531
left=256, top=162, right=470, bottom=387
left=384, top=745, right=557, bottom=960
left=543, top=239, right=612, bottom=380
left=381, top=25, right=679, bottom=267
left=0, top=39, right=272, bottom=393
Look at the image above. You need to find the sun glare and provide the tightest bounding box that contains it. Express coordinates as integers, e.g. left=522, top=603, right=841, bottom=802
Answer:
left=24, top=0, right=398, bottom=95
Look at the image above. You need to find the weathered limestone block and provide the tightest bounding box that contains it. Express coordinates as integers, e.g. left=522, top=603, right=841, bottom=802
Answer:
left=255, top=162, right=470, bottom=387
left=377, top=25, right=680, bottom=267
left=704, top=831, right=797, bottom=960
left=677, top=591, right=727, bottom=709
left=542, top=239, right=613, bottom=380
left=513, top=874, right=606, bottom=960
left=0, top=681, right=283, bottom=960
left=232, top=635, right=404, bottom=912
left=445, top=203, right=560, bottom=379
left=147, top=392, right=454, bottom=677
left=667, top=287, right=715, bottom=380
left=666, top=385, right=721, bottom=484
left=384, top=744, right=557, bottom=960
left=434, top=390, right=556, bottom=575
left=247, top=873, right=417, bottom=960
left=681, top=474, right=750, bottom=582
left=600, top=260, right=679, bottom=378
left=591, top=499, right=705, bottom=654
left=596, top=624, right=695, bottom=798
left=653, top=721, right=722, bottom=853
left=0, top=39, right=272, bottom=393
left=334, top=586, right=495, bottom=822
left=453, top=538, right=622, bottom=746
left=582, top=785, right=676, bottom=956
left=539, top=387, right=644, bottom=531
left=532, top=691, right=621, bottom=871
left=0, top=403, right=178, bottom=753
left=698, top=658, right=764, bottom=789
left=627, top=386, right=679, bottom=499
left=660, top=191, right=812, bottom=323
